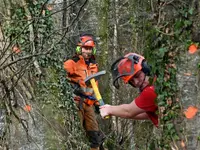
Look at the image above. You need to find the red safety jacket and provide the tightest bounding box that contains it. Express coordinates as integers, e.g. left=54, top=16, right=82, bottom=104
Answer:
left=63, top=55, right=98, bottom=105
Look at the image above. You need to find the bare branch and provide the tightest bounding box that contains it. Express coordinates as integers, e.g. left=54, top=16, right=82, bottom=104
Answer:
left=0, top=44, right=54, bottom=71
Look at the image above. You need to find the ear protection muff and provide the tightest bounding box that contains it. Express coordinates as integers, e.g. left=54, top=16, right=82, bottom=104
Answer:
left=142, top=60, right=151, bottom=76
left=76, top=46, right=97, bottom=55
left=92, top=47, right=96, bottom=55
left=76, top=46, right=81, bottom=54
left=76, top=33, right=97, bottom=55
left=76, top=46, right=96, bottom=55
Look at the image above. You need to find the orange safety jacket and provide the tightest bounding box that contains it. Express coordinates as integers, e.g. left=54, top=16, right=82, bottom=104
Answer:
left=63, top=55, right=98, bottom=106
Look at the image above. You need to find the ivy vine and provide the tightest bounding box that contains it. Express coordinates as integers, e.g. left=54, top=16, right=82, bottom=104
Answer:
left=143, top=2, right=195, bottom=150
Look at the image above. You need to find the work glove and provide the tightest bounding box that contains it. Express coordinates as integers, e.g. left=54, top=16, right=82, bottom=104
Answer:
left=94, top=101, right=100, bottom=114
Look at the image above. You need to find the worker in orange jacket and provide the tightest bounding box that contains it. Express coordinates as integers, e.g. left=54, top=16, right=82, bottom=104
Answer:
left=63, top=33, right=105, bottom=150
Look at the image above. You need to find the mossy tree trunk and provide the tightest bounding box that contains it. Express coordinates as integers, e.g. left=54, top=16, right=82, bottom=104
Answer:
left=96, top=0, right=110, bottom=105
left=176, top=1, right=200, bottom=149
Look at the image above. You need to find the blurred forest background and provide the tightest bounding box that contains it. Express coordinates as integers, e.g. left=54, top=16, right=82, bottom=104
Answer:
left=0, top=0, right=200, bottom=150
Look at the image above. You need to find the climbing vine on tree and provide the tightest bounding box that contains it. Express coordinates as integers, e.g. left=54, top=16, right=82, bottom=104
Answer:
left=1, top=0, right=88, bottom=149
left=142, top=1, right=195, bottom=149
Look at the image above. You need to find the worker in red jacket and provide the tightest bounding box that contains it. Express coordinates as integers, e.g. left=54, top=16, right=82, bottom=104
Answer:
left=100, top=53, right=158, bottom=127
left=64, top=33, right=105, bottom=150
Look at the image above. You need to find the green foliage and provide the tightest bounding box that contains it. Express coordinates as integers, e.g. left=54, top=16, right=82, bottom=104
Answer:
left=2, top=0, right=89, bottom=149
left=140, top=2, right=195, bottom=149
left=4, top=0, right=53, bottom=53
left=198, top=135, right=200, bottom=141
left=3, top=0, right=199, bottom=149
left=198, top=63, right=200, bottom=69
left=36, top=68, right=88, bottom=149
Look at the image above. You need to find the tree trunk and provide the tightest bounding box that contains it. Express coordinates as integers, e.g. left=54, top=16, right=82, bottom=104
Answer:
left=21, top=0, right=42, bottom=76
left=177, top=49, right=200, bottom=150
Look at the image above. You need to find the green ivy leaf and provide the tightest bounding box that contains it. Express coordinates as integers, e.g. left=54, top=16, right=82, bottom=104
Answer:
left=188, top=8, right=194, bottom=15
left=158, top=47, right=168, bottom=58
left=167, top=123, right=174, bottom=130
left=173, top=135, right=180, bottom=140
left=184, top=20, right=192, bottom=27
left=198, top=63, right=200, bottom=69
left=197, top=136, right=200, bottom=141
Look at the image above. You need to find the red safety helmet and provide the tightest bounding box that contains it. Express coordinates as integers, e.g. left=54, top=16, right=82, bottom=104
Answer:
left=77, top=35, right=95, bottom=47
left=111, top=53, right=145, bottom=89
left=76, top=34, right=96, bottom=54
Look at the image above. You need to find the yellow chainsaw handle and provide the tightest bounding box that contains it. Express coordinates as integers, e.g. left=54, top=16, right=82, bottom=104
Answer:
left=90, top=79, right=109, bottom=119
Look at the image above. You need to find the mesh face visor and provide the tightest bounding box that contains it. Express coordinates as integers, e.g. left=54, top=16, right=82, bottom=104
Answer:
left=111, top=55, right=137, bottom=89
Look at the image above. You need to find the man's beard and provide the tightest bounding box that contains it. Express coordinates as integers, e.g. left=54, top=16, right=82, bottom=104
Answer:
left=82, top=52, right=92, bottom=59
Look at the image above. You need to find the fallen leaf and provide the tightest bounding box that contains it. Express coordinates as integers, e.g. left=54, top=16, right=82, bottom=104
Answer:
left=159, top=106, right=166, bottom=113
left=42, top=10, right=45, bottom=16
left=181, top=140, right=185, bottom=148
left=184, top=106, right=198, bottom=119
left=165, top=28, right=169, bottom=34
left=167, top=98, right=172, bottom=106
left=184, top=73, right=191, bottom=76
left=47, top=5, right=53, bottom=11
left=169, top=63, right=176, bottom=69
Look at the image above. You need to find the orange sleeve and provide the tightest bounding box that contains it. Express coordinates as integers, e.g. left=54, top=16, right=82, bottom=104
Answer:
left=63, top=60, right=75, bottom=75
left=63, top=60, right=84, bottom=85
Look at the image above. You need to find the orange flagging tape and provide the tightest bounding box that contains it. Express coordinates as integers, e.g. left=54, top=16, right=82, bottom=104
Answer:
left=12, top=45, right=21, bottom=54
left=188, top=44, right=198, bottom=54
left=24, top=105, right=31, bottom=112
left=184, top=106, right=198, bottom=119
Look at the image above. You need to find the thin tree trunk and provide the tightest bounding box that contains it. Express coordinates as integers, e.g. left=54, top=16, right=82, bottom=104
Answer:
left=62, top=0, right=68, bottom=54
left=21, top=0, right=42, bottom=76
left=111, top=0, right=119, bottom=137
